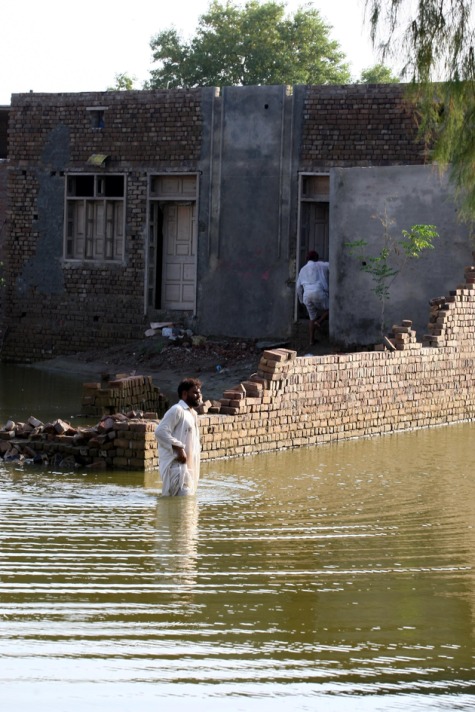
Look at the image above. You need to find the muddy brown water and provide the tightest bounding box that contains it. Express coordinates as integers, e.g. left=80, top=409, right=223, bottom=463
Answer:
left=0, top=364, right=474, bottom=711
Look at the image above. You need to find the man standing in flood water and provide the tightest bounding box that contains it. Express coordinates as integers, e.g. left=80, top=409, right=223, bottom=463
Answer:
left=154, top=378, right=202, bottom=496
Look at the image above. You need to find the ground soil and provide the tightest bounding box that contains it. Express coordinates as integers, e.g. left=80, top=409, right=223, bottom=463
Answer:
left=31, top=329, right=334, bottom=403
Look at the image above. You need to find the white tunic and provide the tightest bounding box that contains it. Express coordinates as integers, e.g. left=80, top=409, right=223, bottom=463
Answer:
left=296, top=260, right=329, bottom=310
left=154, top=400, right=201, bottom=496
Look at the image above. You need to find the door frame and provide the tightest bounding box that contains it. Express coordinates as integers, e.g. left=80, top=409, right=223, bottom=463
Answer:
left=295, top=172, right=330, bottom=321
left=145, top=172, right=200, bottom=315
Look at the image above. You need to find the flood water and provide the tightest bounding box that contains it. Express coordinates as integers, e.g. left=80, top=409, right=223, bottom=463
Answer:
left=0, top=366, right=474, bottom=711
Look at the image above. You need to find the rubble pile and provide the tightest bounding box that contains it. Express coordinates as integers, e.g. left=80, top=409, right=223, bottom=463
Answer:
left=0, top=411, right=158, bottom=471
left=143, top=323, right=259, bottom=373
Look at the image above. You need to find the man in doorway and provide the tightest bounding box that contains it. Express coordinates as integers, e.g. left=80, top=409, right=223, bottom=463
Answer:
left=154, top=378, right=202, bottom=496
left=296, top=250, right=329, bottom=345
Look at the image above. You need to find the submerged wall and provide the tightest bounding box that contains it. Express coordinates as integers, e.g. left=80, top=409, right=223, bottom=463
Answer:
left=2, top=263, right=475, bottom=471
left=197, top=261, right=475, bottom=461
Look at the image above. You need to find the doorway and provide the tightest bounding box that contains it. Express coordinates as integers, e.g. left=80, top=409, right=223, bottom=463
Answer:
left=298, top=174, right=329, bottom=266
left=296, top=174, right=330, bottom=321
left=300, top=202, right=329, bottom=266
left=147, top=175, right=198, bottom=312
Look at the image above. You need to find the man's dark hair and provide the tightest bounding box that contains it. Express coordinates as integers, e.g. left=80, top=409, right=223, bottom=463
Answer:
left=307, top=250, right=319, bottom=261
left=178, top=378, right=202, bottom=398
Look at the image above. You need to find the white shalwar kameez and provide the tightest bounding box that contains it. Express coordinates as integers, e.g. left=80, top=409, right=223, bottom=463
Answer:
left=296, top=260, right=329, bottom=319
left=154, top=400, right=201, bottom=496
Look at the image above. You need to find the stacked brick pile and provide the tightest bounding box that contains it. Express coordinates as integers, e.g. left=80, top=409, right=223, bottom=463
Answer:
left=423, top=265, right=475, bottom=348
left=375, top=319, right=420, bottom=352
left=81, top=373, right=168, bottom=418
left=218, top=376, right=270, bottom=415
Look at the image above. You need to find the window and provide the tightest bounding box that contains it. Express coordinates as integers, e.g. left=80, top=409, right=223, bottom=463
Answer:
left=301, top=174, right=329, bottom=201
left=65, top=174, right=125, bottom=261
left=86, top=107, right=107, bottom=129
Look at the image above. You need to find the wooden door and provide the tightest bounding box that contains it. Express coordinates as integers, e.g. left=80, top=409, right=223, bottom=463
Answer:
left=161, top=203, right=197, bottom=310
left=299, top=202, right=329, bottom=268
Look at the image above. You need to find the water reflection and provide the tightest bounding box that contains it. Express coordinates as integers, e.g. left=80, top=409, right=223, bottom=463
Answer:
left=154, top=496, right=199, bottom=594
left=0, top=418, right=475, bottom=710
left=0, top=364, right=84, bottom=423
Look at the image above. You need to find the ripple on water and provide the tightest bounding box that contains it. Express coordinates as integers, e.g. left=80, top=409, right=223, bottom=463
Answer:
left=1, top=424, right=475, bottom=710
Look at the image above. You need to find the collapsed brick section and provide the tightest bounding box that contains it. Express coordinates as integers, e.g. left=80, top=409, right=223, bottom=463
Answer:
left=0, top=413, right=159, bottom=471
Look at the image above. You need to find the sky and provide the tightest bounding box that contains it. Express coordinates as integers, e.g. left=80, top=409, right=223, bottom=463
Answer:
left=1, top=0, right=385, bottom=105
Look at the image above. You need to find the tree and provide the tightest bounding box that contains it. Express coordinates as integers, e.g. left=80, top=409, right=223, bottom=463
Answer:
left=108, top=73, right=137, bottom=91
left=146, top=0, right=350, bottom=89
left=346, top=213, right=439, bottom=337
left=364, top=1, right=475, bottom=219
left=358, top=63, right=399, bottom=83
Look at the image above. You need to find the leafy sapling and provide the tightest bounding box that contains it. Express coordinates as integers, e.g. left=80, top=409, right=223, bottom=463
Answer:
left=346, top=216, right=439, bottom=337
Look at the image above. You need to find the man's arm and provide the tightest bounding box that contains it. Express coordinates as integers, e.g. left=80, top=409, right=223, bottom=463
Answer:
left=155, top=405, right=186, bottom=460
left=296, top=270, right=304, bottom=304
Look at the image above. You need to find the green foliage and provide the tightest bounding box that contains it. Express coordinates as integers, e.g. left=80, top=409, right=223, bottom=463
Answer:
left=399, top=224, right=440, bottom=258
left=358, top=63, right=400, bottom=83
left=364, top=1, right=475, bottom=219
left=346, top=216, right=439, bottom=335
left=365, top=0, right=473, bottom=84
left=146, top=0, right=350, bottom=88
left=417, top=80, right=475, bottom=223
left=108, top=73, right=137, bottom=91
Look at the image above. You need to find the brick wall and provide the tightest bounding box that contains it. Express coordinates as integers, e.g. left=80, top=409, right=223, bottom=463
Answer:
left=300, top=84, right=427, bottom=169
left=8, top=90, right=203, bottom=166
left=2, top=85, right=438, bottom=362
left=0, top=108, right=8, bottom=159
left=0, top=160, right=6, bottom=338
left=197, top=262, right=475, bottom=463
left=0, top=160, right=6, bottom=257
left=3, top=90, right=204, bottom=361
left=3, top=263, right=475, bottom=471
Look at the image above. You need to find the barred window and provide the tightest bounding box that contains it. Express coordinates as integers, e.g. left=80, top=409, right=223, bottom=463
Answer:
left=64, top=174, right=125, bottom=261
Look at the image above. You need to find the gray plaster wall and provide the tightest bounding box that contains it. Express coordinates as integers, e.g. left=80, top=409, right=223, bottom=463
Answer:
left=196, top=85, right=299, bottom=339
left=25, top=125, right=70, bottom=297
left=330, top=165, right=473, bottom=346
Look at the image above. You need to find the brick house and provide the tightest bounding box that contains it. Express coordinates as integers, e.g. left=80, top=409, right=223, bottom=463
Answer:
left=1, top=84, right=471, bottom=362
left=0, top=104, right=8, bottom=340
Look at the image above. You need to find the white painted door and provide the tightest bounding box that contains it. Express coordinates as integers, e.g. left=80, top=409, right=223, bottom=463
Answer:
left=161, top=203, right=197, bottom=310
